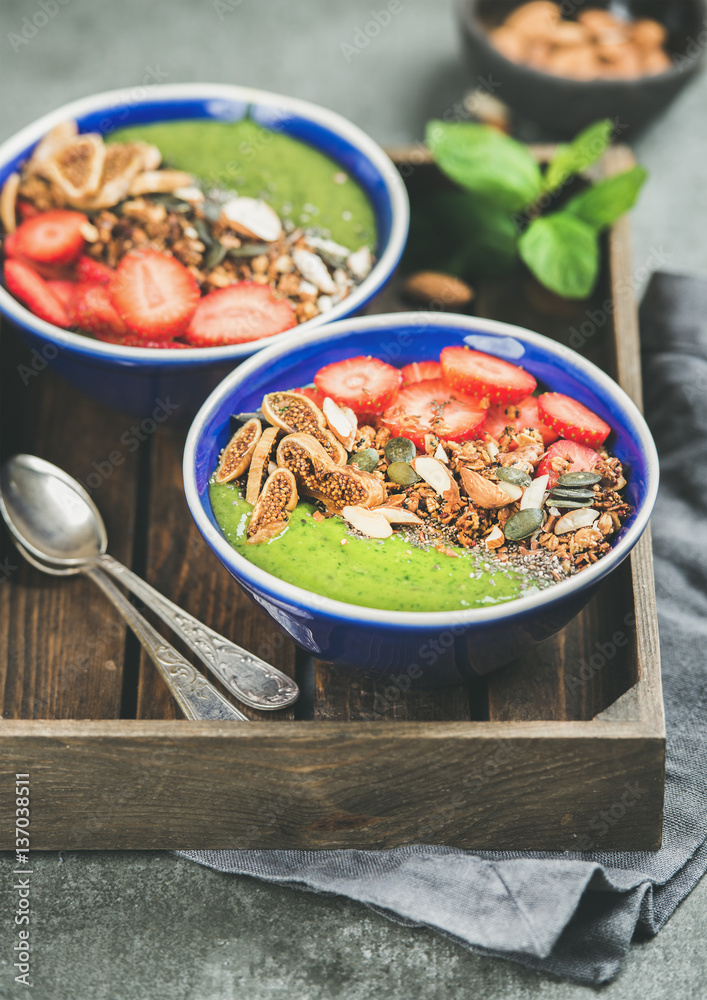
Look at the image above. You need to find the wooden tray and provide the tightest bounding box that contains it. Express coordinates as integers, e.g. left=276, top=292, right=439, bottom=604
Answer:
left=0, top=145, right=664, bottom=851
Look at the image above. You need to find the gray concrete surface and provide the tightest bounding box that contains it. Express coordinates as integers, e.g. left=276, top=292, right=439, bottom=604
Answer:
left=1, top=1, right=706, bottom=997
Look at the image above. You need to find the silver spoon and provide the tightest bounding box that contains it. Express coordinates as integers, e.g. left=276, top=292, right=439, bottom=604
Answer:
left=0, top=454, right=298, bottom=711
left=11, top=538, right=248, bottom=721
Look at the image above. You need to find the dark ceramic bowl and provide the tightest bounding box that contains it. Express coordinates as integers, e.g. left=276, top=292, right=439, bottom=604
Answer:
left=460, top=0, right=706, bottom=137
left=184, top=312, right=659, bottom=686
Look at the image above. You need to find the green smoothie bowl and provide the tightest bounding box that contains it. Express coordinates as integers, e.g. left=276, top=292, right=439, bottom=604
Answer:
left=0, top=84, right=409, bottom=419
left=184, top=312, right=658, bottom=684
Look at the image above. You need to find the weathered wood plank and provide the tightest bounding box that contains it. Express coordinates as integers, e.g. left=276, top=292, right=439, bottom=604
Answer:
left=135, top=425, right=297, bottom=721
left=0, top=329, right=139, bottom=719
left=0, top=720, right=663, bottom=850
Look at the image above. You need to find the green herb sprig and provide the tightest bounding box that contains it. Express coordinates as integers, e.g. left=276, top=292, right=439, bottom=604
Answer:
left=422, top=118, right=646, bottom=300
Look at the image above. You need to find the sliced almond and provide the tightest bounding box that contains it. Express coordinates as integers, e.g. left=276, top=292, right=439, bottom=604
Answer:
left=485, top=440, right=499, bottom=461
left=375, top=506, right=423, bottom=524
left=413, top=456, right=460, bottom=502
left=341, top=505, right=393, bottom=539
left=129, top=169, right=194, bottom=196
left=347, top=245, right=372, bottom=280
left=485, top=525, right=505, bottom=549
left=134, top=141, right=162, bottom=171
left=0, top=172, right=20, bottom=233
left=497, top=481, right=523, bottom=503
left=434, top=443, right=449, bottom=464
left=520, top=473, right=549, bottom=510
left=292, top=248, right=337, bottom=294
left=459, top=467, right=513, bottom=509
left=323, top=396, right=357, bottom=451
left=555, top=508, right=600, bottom=535
left=216, top=418, right=262, bottom=483
left=221, top=196, right=283, bottom=242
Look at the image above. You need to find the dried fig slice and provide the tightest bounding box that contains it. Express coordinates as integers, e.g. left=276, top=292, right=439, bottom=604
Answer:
left=215, top=418, right=262, bottom=483
left=79, top=143, right=150, bottom=209
left=276, top=433, right=386, bottom=512
left=245, top=426, right=280, bottom=505
left=43, top=134, right=106, bottom=201
left=129, top=169, right=194, bottom=196
left=262, top=391, right=347, bottom=465
left=247, top=468, right=298, bottom=544
left=27, top=120, right=79, bottom=173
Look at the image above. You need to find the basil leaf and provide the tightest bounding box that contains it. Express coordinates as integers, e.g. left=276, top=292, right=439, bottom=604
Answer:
left=426, top=120, right=542, bottom=213
left=518, top=213, right=600, bottom=299
left=564, top=166, right=647, bottom=230
left=404, top=191, right=518, bottom=280
left=542, top=119, right=614, bottom=194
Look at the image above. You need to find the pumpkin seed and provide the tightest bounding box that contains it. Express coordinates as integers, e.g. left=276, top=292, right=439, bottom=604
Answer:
left=204, top=241, right=227, bottom=271
left=549, top=487, right=595, bottom=501
left=549, top=499, right=594, bottom=509
left=347, top=448, right=379, bottom=473
left=496, top=466, right=532, bottom=488
left=557, top=471, right=602, bottom=487
left=228, top=243, right=271, bottom=258
left=193, top=218, right=214, bottom=248
left=387, top=461, right=421, bottom=487
left=504, top=508, right=543, bottom=541
left=384, top=437, right=416, bottom=464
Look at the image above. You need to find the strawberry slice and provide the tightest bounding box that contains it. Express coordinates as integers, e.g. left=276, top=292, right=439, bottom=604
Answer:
left=185, top=281, right=296, bottom=346
left=314, top=356, right=403, bottom=416
left=46, top=279, right=78, bottom=314
left=76, top=255, right=113, bottom=285
left=401, top=360, right=442, bottom=386
left=12, top=209, right=88, bottom=265
left=441, top=346, right=537, bottom=404
left=4, top=234, right=76, bottom=280
left=110, top=250, right=200, bottom=341
left=484, top=395, right=559, bottom=447
left=73, top=282, right=128, bottom=339
left=4, top=259, right=71, bottom=328
left=536, top=439, right=602, bottom=488
left=537, top=392, right=611, bottom=448
left=291, top=385, right=325, bottom=407
left=121, top=337, right=192, bottom=349
left=382, top=378, right=487, bottom=448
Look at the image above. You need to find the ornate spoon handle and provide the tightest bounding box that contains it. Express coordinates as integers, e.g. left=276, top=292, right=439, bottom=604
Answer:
left=98, top=553, right=298, bottom=711
left=87, top=568, right=248, bottom=721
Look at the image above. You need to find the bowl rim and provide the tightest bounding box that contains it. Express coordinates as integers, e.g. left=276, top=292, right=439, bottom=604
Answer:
left=458, top=0, right=705, bottom=86
left=183, top=310, right=660, bottom=629
left=0, top=82, right=409, bottom=365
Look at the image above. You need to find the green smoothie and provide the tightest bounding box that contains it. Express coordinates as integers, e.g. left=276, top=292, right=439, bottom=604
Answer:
left=110, top=119, right=376, bottom=249
left=210, top=481, right=547, bottom=614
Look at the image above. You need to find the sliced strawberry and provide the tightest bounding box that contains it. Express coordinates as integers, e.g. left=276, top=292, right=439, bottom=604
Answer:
left=291, top=385, right=325, bottom=407
left=314, top=356, right=402, bottom=415
left=4, top=259, right=71, bottom=328
left=121, top=337, right=192, bottom=349
left=401, top=360, right=442, bottom=386
left=17, top=200, right=40, bottom=221
left=440, top=346, right=536, bottom=405
left=484, top=395, right=559, bottom=447
left=5, top=234, right=77, bottom=279
left=536, top=439, right=602, bottom=487
left=185, top=281, right=296, bottom=346
left=382, top=378, right=487, bottom=448
left=12, top=209, right=88, bottom=265
left=537, top=392, right=611, bottom=448
left=73, top=282, right=128, bottom=338
left=110, top=250, right=200, bottom=341
left=46, top=279, right=78, bottom=314
left=76, top=255, right=113, bottom=285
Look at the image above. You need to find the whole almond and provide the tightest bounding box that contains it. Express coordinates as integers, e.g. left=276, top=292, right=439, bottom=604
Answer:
left=403, top=272, right=474, bottom=308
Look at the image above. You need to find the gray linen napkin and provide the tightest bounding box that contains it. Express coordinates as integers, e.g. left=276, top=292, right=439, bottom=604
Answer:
left=178, top=272, right=707, bottom=984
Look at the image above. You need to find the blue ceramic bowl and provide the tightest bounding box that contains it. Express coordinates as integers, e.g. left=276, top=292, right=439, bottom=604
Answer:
left=184, top=312, right=659, bottom=685
left=0, top=84, right=409, bottom=420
